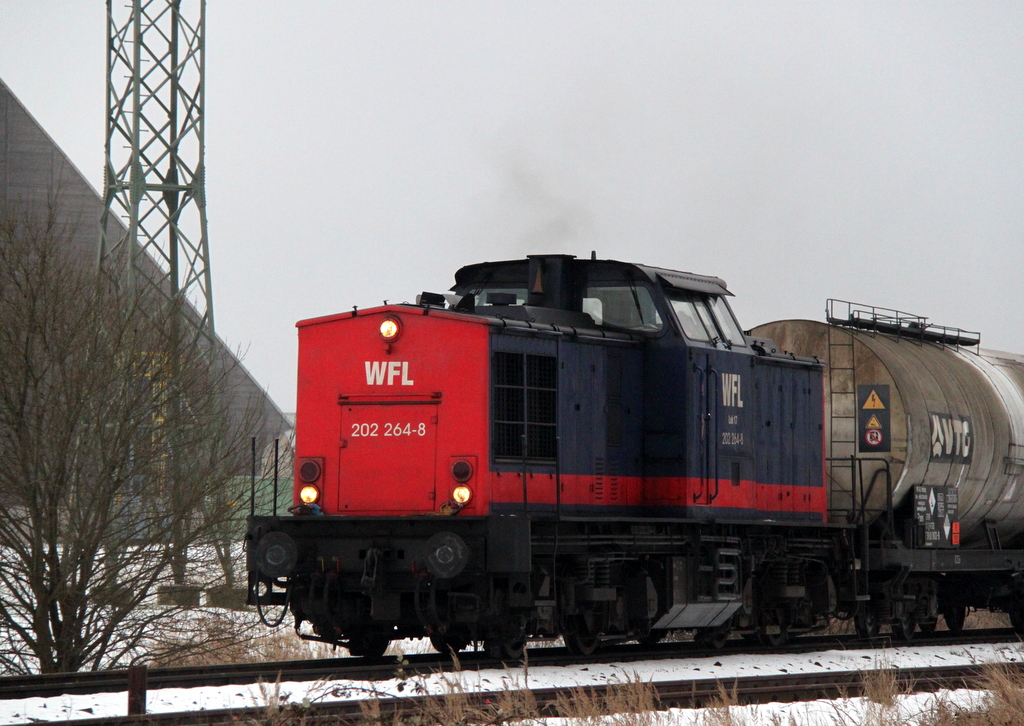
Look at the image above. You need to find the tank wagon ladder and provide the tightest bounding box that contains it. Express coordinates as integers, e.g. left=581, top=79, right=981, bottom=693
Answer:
left=825, top=308, right=857, bottom=521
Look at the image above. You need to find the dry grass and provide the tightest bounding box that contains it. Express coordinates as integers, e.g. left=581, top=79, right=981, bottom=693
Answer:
left=915, top=663, right=1024, bottom=726
left=150, top=610, right=339, bottom=667
left=823, top=660, right=1024, bottom=726
left=694, top=681, right=749, bottom=726
left=962, top=610, right=1011, bottom=631
left=554, top=672, right=663, bottom=726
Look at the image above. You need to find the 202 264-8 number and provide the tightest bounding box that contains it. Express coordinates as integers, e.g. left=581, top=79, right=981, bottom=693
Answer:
left=351, top=422, right=426, bottom=437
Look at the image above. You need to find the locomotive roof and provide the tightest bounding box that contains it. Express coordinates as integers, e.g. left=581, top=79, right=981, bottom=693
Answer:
left=453, top=256, right=732, bottom=296
left=634, top=264, right=732, bottom=297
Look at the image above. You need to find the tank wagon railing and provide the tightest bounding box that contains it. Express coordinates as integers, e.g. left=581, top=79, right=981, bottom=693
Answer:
left=826, top=299, right=980, bottom=352
left=829, top=456, right=894, bottom=601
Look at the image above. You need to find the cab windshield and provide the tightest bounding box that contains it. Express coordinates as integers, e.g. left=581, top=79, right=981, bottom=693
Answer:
left=668, top=292, right=745, bottom=347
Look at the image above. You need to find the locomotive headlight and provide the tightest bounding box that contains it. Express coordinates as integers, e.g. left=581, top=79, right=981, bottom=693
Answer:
left=299, top=459, right=321, bottom=483
left=451, top=459, right=473, bottom=482
left=299, top=485, right=320, bottom=504
left=452, top=486, right=472, bottom=505
left=379, top=317, right=401, bottom=341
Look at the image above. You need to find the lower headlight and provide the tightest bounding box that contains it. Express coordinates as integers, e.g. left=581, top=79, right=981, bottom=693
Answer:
left=299, top=485, right=319, bottom=504
left=452, top=486, right=472, bottom=504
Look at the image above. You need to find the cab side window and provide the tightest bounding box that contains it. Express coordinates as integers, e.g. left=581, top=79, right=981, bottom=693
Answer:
left=582, top=284, right=663, bottom=332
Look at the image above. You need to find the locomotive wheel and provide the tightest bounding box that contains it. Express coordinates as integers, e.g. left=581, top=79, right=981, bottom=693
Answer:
left=855, top=609, right=880, bottom=639
left=346, top=629, right=391, bottom=659
left=758, top=624, right=789, bottom=647
left=429, top=631, right=470, bottom=656
left=1009, top=604, right=1024, bottom=632
left=942, top=606, right=967, bottom=634
left=757, top=609, right=789, bottom=647
left=695, top=627, right=731, bottom=649
left=637, top=630, right=664, bottom=647
left=484, top=637, right=525, bottom=660
left=564, top=629, right=600, bottom=656
left=891, top=613, right=916, bottom=642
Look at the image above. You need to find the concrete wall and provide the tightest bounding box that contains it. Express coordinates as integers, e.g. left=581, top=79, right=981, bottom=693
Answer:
left=0, top=75, right=291, bottom=445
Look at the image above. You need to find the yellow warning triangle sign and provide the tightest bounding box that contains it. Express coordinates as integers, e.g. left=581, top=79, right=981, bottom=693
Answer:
left=866, top=414, right=883, bottom=429
left=863, top=390, right=886, bottom=409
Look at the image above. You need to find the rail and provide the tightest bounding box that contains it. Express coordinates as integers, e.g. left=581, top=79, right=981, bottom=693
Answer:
left=12, top=658, right=1022, bottom=726
left=1, top=627, right=1017, bottom=702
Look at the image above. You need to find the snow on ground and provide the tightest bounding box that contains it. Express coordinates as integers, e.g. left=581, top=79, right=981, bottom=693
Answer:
left=544, top=688, right=990, bottom=725
left=0, top=640, right=1021, bottom=724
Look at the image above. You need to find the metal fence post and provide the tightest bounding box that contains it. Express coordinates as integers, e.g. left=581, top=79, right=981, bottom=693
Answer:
left=127, top=664, right=148, bottom=715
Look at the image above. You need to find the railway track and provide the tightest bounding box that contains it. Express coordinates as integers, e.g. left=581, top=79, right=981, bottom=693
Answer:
left=11, top=660, right=1022, bottom=726
left=0, top=627, right=1019, bottom=701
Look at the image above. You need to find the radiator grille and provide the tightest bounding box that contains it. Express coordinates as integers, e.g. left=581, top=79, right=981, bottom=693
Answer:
left=493, top=352, right=557, bottom=461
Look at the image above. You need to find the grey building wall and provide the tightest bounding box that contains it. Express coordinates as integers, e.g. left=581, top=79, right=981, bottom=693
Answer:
left=0, top=75, right=290, bottom=445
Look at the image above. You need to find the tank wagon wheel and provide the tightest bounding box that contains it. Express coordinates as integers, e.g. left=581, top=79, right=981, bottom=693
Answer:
left=891, top=612, right=916, bottom=642
left=346, top=629, right=391, bottom=659
left=942, top=606, right=967, bottom=634
left=855, top=608, right=880, bottom=639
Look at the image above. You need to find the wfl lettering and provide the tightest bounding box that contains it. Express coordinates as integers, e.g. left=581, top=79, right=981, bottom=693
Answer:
left=721, top=373, right=744, bottom=408
left=365, top=361, right=414, bottom=386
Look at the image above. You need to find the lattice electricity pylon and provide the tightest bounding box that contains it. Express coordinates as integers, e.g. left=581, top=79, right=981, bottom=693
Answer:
left=99, top=0, right=214, bottom=340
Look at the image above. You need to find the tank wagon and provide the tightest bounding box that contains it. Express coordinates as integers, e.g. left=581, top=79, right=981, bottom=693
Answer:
left=247, top=256, right=1024, bottom=656
left=755, top=302, right=1024, bottom=635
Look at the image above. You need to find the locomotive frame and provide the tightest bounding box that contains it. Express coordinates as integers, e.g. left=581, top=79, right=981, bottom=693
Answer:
left=247, top=255, right=1024, bottom=658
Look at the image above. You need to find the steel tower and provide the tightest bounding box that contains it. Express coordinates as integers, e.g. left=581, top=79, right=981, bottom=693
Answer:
left=100, top=0, right=213, bottom=338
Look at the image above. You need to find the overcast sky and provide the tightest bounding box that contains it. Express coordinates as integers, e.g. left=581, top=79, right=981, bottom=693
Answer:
left=2, top=2, right=1022, bottom=411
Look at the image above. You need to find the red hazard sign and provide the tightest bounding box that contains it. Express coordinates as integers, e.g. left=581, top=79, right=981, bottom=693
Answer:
left=865, top=429, right=883, bottom=446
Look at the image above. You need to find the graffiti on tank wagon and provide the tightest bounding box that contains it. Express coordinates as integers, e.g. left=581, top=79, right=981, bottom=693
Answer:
left=930, top=413, right=973, bottom=463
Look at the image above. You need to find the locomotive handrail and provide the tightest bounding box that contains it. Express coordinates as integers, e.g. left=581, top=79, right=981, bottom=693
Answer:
left=249, top=436, right=283, bottom=517
left=827, top=456, right=893, bottom=531
left=693, top=355, right=720, bottom=505
left=827, top=455, right=892, bottom=604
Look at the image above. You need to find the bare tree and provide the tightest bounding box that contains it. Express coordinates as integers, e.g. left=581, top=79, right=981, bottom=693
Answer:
left=0, top=199, right=265, bottom=673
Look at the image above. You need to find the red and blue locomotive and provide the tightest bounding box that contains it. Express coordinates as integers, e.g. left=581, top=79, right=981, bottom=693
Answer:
left=247, top=254, right=1024, bottom=657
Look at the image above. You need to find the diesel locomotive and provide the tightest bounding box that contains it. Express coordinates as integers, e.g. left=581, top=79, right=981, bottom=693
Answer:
left=247, top=254, right=1024, bottom=658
